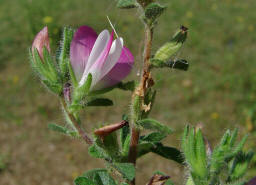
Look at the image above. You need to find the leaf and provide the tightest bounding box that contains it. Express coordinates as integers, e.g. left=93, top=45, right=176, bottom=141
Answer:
left=137, top=142, right=155, bottom=158
left=75, top=177, right=96, bottom=185
left=83, top=169, right=117, bottom=185
left=86, top=98, right=113, bottom=107
left=48, top=123, right=68, bottom=134
left=117, top=81, right=135, bottom=91
left=88, top=137, right=119, bottom=160
left=152, top=143, right=184, bottom=164
left=140, top=132, right=166, bottom=143
left=48, top=123, right=78, bottom=137
left=121, top=134, right=131, bottom=157
left=120, top=123, right=130, bottom=148
left=112, top=163, right=135, bottom=181
left=136, top=118, right=172, bottom=135
left=144, top=3, right=166, bottom=21
left=88, top=144, right=108, bottom=159
left=117, top=0, right=137, bottom=9
left=102, top=132, right=120, bottom=158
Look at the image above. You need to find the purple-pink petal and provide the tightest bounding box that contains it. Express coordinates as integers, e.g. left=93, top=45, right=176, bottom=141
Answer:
left=94, top=46, right=134, bottom=89
left=70, top=26, right=98, bottom=81
left=32, top=26, right=50, bottom=60
left=84, top=31, right=114, bottom=87
left=247, top=177, right=256, bottom=185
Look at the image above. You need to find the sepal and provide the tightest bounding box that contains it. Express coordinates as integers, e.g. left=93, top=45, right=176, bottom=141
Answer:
left=150, top=59, right=189, bottom=71
left=57, top=27, right=74, bottom=81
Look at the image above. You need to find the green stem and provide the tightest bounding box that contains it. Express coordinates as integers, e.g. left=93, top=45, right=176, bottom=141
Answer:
left=60, top=97, right=93, bottom=145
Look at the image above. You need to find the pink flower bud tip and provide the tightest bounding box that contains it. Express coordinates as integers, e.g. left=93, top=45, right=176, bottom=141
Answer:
left=32, top=26, right=50, bottom=59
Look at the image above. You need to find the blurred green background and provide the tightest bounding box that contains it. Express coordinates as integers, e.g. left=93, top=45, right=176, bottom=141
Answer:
left=0, top=0, right=256, bottom=184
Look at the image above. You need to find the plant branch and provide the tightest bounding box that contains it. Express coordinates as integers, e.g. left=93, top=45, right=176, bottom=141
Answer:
left=128, top=23, right=154, bottom=185
left=60, top=97, right=93, bottom=145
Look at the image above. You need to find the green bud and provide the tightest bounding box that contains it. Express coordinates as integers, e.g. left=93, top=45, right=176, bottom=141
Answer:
left=154, top=26, right=188, bottom=62
left=182, top=126, right=208, bottom=181
left=117, top=0, right=137, bottom=9
left=144, top=3, right=166, bottom=22
left=229, top=151, right=254, bottom=181
left=29, top=47, right=62, bottom=95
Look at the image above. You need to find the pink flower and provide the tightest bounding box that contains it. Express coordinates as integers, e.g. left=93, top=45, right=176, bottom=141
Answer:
left=32, top=26, right=50, bottom=60
left=70, top=26, right=134, bottom=90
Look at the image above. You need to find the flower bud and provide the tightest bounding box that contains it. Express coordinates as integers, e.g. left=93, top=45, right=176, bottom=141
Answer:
left=32, top=26, right=50, bottom=60
left=94, top=120, right=128, bottom=138
left=63, top=83, right=71, bottom=103
left=154, top=26, right=188, bottom=62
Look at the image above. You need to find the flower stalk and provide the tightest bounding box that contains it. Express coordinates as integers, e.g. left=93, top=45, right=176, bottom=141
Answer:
left=60, top=97, right=93, bottom=145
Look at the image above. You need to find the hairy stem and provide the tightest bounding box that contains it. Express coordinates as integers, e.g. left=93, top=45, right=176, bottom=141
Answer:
left=128, top=23, right=154, bottom=185
left=60, top=97, right=93, bottom=145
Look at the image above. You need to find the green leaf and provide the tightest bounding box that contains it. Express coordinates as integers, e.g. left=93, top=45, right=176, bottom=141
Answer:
left=86, top=98, right=113, bottom=107
left=48, top=123, right=68, bottom=134
left=112, top=163, right=135, bottom=181
left=136, top=118, right=172, bottom=135
left=120, top=122, right=130, bottom=148
left=117, top=0, right=137, bottom=9
left=137, top=142, right=155, bottom=158
left=102, top=132, right=120, bottom=158
left=121, top=134, right=131, bottom=157
left=88, top=143, right=109, bottom=159
left=48, top=123, right=78, bottom=137
left=75, top=177, right=96, bottom=185
left=144, top=3, right=166, bottom=21
left=152, top=143, right=184, bottom=164
left=83, top=169, right=117, bottom=185
left=117, top=81, right=135, bottom=91
left=140, top=132, right=166, bottom=143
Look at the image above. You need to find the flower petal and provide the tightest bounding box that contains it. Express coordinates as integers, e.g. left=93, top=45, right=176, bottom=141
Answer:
left=94, top=46, right=134, bottom=89
left=79, top=30, right=113, bottom=87
left=100, top=37, right=123, bottom=79
left=32, top=26, right=50, bottom=60
left=70, top=26, right=98, bottom=81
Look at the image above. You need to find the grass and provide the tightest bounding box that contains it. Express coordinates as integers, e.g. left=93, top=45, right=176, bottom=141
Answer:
left=0, top=0, right=256, bottom=184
